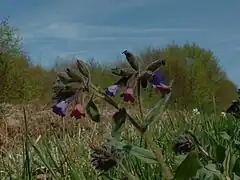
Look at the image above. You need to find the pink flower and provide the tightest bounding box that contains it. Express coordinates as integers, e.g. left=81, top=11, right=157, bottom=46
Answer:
left=152, top=72, right=171, bottom=95
left=70, top=104, right=85, bottom=119
left=154, top=83, right=171, bottom=94
left=123, top=88, right=134, bottom=103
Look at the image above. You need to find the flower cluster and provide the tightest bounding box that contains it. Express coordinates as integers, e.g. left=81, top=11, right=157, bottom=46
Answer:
left=51, top=61, right=90, bottom=119
left=173, top=133, right=195, bottom=154
left=192, top=108, right=200, bottom=116
left=89, top=143, right=119, bottom=171
left=221, top=111, right=226, bottom=117
left=105, top=50, right=171, bottom=103
left=51, top=50, right=172, bottom=120
left=52, top=92, right=86, bottom=119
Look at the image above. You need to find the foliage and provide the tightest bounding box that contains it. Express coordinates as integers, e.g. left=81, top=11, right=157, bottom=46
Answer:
left=138, top=44, right=237, bottom=112
left=47, top=52, right=240, bottom=179
left=0, top=18, right=55, bottom=103
left=0, top=17, right=240, bottom=180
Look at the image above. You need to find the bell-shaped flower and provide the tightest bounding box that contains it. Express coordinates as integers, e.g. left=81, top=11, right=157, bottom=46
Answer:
left=152, top=72, right=171, bottom=94
left=123, top=87, right=134, bottom=103
left=52, top=101, right=67, bottom=117
left=70, top=104, right=85, bottom=119
left=105, top=85, right=120, bottom=96
left=152, top=72, right=164, bottom=85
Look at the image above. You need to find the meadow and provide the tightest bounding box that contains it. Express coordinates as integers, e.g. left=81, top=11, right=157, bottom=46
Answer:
left=0, top=18, right=240, bottom=180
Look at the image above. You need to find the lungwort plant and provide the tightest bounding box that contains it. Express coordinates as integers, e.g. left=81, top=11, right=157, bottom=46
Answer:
left=51, top=50, right=240, bottom=180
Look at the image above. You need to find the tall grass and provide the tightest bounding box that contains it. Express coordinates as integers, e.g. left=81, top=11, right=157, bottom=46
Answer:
left=0, top=107, right=239, bottom=180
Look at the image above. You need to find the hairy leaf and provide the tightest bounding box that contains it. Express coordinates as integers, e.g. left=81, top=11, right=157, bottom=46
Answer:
left=146, top=59, right=166, bottom=72
left=123, top=145, right=158, bottom=164
left=86, top=98, right=100, bottom=122
left=111, top=108, right=127, bottom=140
left=122, top=50, right=139, bottom=71
left=173, top=151, right=202, bottom=180
left=76, top=60, right=89, bottom=78
left=65, top=68, right=83, bottom=83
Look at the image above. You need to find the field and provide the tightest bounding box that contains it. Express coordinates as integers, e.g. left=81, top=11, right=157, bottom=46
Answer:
left=0, top=88, right=239, bottom=180
left=0, top=18, right=240, bottom=180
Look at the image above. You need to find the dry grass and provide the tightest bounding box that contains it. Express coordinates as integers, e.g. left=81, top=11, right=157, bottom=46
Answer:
left=0, top=102, right=116, bottom=152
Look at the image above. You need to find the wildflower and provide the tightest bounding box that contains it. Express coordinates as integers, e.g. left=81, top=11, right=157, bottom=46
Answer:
left=70, top=104, right=85, bottom=119
left=89, top=143, right=118, bottom=171
left=52, top=101, right=67, bottom=117
left=221, top=111, right=226, bottom=117
left=173, top=134, right=195, bottom=153
left=123, top=87, right=134, bottom=103
left=192, top=108, right=200, bottom=115
left=105, top=84, right=120, bottom=96
left=151, top=72, right=171, bottom=94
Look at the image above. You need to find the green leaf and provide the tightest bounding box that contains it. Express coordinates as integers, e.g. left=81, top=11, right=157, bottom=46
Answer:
left=65, top=68, right=83, bottom=83
left=146, top=59, right=165, bottom=72
left=122, top=50, right=139, bottom=71
left=113, top=77, right=128, bottom=87
left=233, top=173, right=240, bottom=180
left=111, top=108, right=127, bottom=140
left=223, top=147, right=235, bottom=179
left=234, top=140, right=240, bottom=149
left=143, top=79, right=174, bottom=128
left=123, top=145, right=158, bottom=164
left=57, top=72, right=74, bottom=84
left=138, top=71, right=152, bottom=88
left=195, top=164, right=225, bottom=180
left=219, top=131, right=231, bottom=141
left=173, top=151, right=202, bottom=180
left=86, top=98, right=100, bottom=122
left=216, top=145, right=226, bottom=163
left=138, top=71, right=152, bottom=81
left=111, top=67, right=134, bottom=77
left=76, top=60, right=89, bottom=78
left=68, top=167, right=86, bottom=180
left=172, top=155, right=187, bottom=170
left=233, top=158, right=240, bottom=176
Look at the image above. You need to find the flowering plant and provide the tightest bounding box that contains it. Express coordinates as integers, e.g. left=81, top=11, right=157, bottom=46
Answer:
left=51, top=50, right=175, bottom=179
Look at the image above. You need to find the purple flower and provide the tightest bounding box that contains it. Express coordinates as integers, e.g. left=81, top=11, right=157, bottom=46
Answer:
left=152, top=72, right=164, bottom=85
left=52, top=101, right=67, bottom=117
left=151, top=72, right=171, bottom=95
left=105, top=85, right=120, bottom=96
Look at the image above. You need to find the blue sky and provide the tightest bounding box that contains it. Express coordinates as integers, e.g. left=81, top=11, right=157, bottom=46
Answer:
left=1, top=0, right=240, bottom=86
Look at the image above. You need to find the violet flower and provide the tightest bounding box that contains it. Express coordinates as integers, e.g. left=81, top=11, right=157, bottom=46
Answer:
left=152, top=72, right=164, bottom=85
left=105, top=85, right=120, bottom=96
left=151, top=72, right=171, bottom=94
left=52, top=100, right=67, bottom=117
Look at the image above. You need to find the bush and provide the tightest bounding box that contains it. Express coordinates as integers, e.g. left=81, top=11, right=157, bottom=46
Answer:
left=138, top=43, right=237, bottom=112
left=0, top=18, right=55, bottom=103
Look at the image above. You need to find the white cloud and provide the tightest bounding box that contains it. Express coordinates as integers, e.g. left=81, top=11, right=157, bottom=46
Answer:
left=20, top=21, right=208, bottom=42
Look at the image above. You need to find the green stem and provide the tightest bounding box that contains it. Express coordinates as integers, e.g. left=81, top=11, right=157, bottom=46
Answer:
left=137, top=81, right=144, bottom=120
left=136, top=79, right=173, bottom=180
left=143, top=131, right=173, bottom=180
left=91, top=78, right=173, bottom=179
